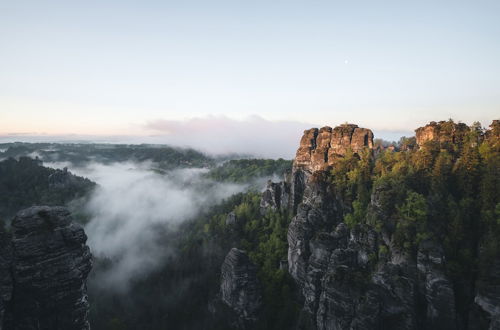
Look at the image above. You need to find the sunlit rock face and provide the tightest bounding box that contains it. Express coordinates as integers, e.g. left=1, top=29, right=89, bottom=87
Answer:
left=0, top=206, right=92, bottom=330
left=294, top=124, right=374, bottom=174
left=415, top=120, right=470, bottom=147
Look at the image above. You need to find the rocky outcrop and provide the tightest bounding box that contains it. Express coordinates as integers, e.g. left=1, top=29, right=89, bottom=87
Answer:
left=294, top=124, right=374, bottom=174
left=288, top=178, right=463, bottom=329
left=287, top=172, right=341, bottom=289
left=0, top=206, right=92, bottom=330
left=260, top=122, right=472, bottom=330
left=260, top=124, right=373, bottom=216
left=257, top=120, right=500, bottom=329
left=415, top=120, right=470, bottom=148
left=225, top=212, right=238, bottom=226
left=417, top=240, right=456, bottom=330
left=220, top=248, right=262, bottom=323
left=260, top=179, right=290, bottom=214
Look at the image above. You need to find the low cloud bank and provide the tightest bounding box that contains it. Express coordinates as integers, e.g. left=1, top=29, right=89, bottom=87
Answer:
left=144, top=115, right=313, bottom=158
left=2, top=115, right=416, bottom=158
left=49, top=161, right=248, bottom=290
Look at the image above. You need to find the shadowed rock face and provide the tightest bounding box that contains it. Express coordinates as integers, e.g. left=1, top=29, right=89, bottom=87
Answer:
left=294, top=124, right=374, bottom=173
left=470, top=258, right=500, bottom=330
left=220, top=248, right=262, bottom=323
left=284, top=175, right=462, bottom=330
left=0, top=206, right=92, bottom=330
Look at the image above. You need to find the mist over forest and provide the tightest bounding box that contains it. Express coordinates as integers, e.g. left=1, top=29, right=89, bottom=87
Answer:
left=1, top=119, right=499, bottom=330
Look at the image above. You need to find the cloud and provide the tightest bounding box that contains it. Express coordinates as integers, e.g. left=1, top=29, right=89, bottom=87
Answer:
left=2, top=115, right=415, bottom=158
left=144, top=115, right=314, bottom=158
left=52, top=161, right=249, bottom=290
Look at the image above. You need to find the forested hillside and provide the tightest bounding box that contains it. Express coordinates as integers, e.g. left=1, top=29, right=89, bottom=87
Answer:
left=0, top=157, right=95, bottom=221
left=1, top=120, right=498, bottom=330
left=0, top=143, right=214, bottom=169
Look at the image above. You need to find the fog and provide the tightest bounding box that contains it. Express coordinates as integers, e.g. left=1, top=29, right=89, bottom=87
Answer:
left=143, top=115, right=312, bottom=158
left=49, top=161, right=249, bottom=290
left=0, top=115, right=416, bottom=159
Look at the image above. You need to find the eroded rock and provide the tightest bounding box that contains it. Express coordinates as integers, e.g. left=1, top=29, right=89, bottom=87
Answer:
left=220, top=248, right=262, bottom=323
left=415, top=120, right=470, bottom=148
left=294, top=124, right=374, bottom=174
left=0, top=206, right=92, bottom=330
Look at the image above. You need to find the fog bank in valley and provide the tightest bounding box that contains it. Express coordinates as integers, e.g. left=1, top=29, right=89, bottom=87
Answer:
left=48, top=161, right=248, bottom=290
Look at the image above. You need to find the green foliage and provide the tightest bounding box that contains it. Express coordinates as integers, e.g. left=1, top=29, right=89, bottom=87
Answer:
left=344, top=200, right=366, bottom=229
left=325, top=123, right=499, bottom=321
left=7, top=121, right=496, bottom=330
left=393, top=191, right=428, bottom=250
left=206, top=158, right=292, bottom=183
left=0, top=157, right=95, bottom=221
left=378, top=245, right=389, bottom=257
left=0, top=142, right=213, bottom=170
left=331, top=147, right=373, bottom=215
left=201, top=191, right=299, bottom=329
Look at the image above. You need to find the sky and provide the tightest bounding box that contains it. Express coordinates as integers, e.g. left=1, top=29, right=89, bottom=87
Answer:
left=1, top=0, right=499, bottom=155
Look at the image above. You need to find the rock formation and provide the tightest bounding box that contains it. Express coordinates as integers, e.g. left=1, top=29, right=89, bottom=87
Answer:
left=261, top=124, right=374, bottom=217
left=294, top=124, right=374, bottom=174
left=0, top=206, right=92, bottom=330
left=220, top=248, right=262, bottom=324
left=259, top=121, right=500, bottom=329
left=260, top=179, right=291, bottom=214
left=415, top=120, right=470, bottom=147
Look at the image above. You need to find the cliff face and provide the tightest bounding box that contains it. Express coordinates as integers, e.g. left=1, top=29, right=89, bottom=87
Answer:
left=285, top=174, right=442, bottom=330
left=0, top=206, right=92, bottom=330
left=220, top=248, right=262, bottom=326
left=260, top=124, right=374, bottom=216
left=259, top=121, right=499, bottom=330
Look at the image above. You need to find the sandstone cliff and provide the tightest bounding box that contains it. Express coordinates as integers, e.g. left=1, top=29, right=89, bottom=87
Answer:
left=259, top=120, right=499, bottom=330
left=415, top=120, right=470, bottom=147
left=294, top=124, right=374, bottom=173
left=0, top=206, right=92, bottom=330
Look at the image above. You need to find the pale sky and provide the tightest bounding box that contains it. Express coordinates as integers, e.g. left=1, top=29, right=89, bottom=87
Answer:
left=1, top=0, right=499, bottom=145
